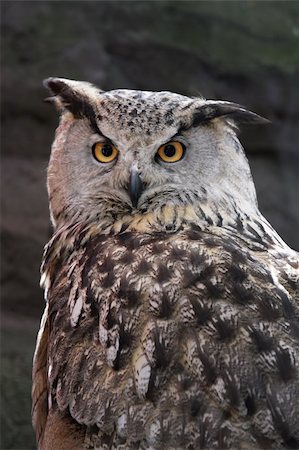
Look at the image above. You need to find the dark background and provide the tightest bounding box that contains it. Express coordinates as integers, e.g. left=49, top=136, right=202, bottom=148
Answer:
left=1, top=1, right=299, bottom=449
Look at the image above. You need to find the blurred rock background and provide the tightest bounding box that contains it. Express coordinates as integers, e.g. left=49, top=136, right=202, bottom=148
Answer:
left=1, top=1, right=298, bottom=448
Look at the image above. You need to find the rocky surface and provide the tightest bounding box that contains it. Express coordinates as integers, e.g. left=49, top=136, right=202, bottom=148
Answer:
left=1, top=2, right=299, bottom=449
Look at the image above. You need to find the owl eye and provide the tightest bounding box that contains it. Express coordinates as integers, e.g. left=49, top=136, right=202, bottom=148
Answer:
left=92, top=142, right=118, bottom=163
left=156, top=141, right=185, bottom=163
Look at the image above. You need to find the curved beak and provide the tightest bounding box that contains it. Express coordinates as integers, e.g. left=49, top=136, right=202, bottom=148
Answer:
left=129, top=167, right=144, bottom=208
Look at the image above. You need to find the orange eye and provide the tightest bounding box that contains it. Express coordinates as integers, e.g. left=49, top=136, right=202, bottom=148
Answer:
left=156, top=141, right=185, bottom=163
left=92, top=142, right=118, bottom=163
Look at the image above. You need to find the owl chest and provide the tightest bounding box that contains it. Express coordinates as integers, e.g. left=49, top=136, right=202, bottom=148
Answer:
left=62, top=235, right=212, bottom=367
left=86, top=236, right=209, bottom=318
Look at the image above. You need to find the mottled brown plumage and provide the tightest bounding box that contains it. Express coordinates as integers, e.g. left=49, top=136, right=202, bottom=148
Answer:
left=32, top=78, right=299, bottom=449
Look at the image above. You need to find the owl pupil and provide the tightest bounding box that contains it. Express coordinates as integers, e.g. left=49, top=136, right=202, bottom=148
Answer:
left=164, top=145, right=176, bottom=157
left=102, top=145, right=113, bottom=157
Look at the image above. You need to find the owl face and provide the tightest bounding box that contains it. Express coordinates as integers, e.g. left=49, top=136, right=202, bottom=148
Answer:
left=45, top=78, right=265, bottom=228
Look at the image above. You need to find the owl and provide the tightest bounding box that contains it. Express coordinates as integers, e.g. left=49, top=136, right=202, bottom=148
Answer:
left=32, top=77, right=299, bottom=450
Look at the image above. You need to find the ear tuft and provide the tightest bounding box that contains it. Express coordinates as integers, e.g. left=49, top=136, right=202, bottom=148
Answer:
left=192, top=101, right=269, bottom=128
left=43, top=77, right=101, bottom=130
left=43, top=77, right=83, bottom=113
left=43, top=77, right=70, bottom=96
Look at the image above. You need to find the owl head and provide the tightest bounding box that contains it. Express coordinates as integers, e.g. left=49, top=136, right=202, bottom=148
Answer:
left=44, top=78, right=266, bottom=232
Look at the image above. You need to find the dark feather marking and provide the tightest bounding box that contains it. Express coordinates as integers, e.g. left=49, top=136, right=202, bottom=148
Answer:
left=275, top=348, right=296, bottom=382
left=117, top=232, right=137, bottom=249
left=179, top=375, right=193, bottom=392
left=235, top=212, right=244, bottom=232
left=183, top=265, right=215, bottom=289
left=232, top=283, right=253, bottom=304
left=227, top=264, right=247, bottom=283
left=84, top=233, right=107, bottom=256
left=223, top=372, right=240, bottom=408
left=106, top=307, right=117, bottom=330
left=258, top=293, right=281, bottom=321
left=113, top=323, right=131, bottom=370
left=137, top=258, right=151, bottom=274
left=190, top=398, right=201, bottom=417
left=118, top=276, right=130, bottom=299
left=185, top=229, right=202, bottom=241
left=78, top=230, right=107, bottom=248
left=189, top=296, right=213, bottom=326
left=81, top=259, right=90, bottom=289
left=204, top=237, right=219, bottom=248
left=252, top=268, right=274, bottom=284
left=216, top=213, right=223, bottom=227
left=170, top=246, right=188, bottom=260
left=182, top=270, right=202, bottom=288
left=231, top=250, right=247, bottom=265
left=279, top=290, right=296, bottom=319
left=145, top=367, right=156, bottom=402
left=154, top=326, right=169, bottom=369
left=205, top=281, right=225, bottom=299
left=214, top=318, right=236, bottom=341
left=159, top=291, right=173, bottom=319
left=199, top=265, right=215, bottom=282
left=246, top=224, right=266, bottom=246
left=206, top=216, right=214, bottom=226
left=198, top=350, right=217, bottom=385
left=189, top=251, right=206, bottom=267
left=118, top=222, right=130, bottom=234
left=85, top=285, right=98, bottom=317
left=245, top=393, right=256, bottom=416
left=190, top=223, right=203, bottom=233
left=119, top=325, right=131, bottom=350
left=253, top=218, right=266, bottom=234
left=151, top=242, right=166, bottom=254
left=101, top=271, right=115, bottom=288
left=222, top=243, right=248, bottom=264
left=119, top=232, right=161, bottom=249
left=98, top=255, right=114, bottom=273
left=118, top=277, right=139, bottom=307
left=119, top=251, right=135, bottom=265
left=156, top=264, right=172, bottom=283
left=145, top=327, right=169, bottom=400
left=250, top=328, right=275, bottom=352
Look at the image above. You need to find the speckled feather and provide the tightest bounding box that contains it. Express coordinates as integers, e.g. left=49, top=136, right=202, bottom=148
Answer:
left=34, top=217, right=299, bottom=449
left=32, top=79, right=299, bottom=450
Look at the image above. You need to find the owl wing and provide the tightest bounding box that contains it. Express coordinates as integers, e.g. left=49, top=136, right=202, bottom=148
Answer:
left=40, top=228, right=299, bottom=449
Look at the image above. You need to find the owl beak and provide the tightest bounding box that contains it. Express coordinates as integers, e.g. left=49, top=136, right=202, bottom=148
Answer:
left=129, top=168, right=144, bottom=208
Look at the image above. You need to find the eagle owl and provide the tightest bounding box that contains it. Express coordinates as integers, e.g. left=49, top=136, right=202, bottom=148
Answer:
left=32, top=78, right=299, bottom=450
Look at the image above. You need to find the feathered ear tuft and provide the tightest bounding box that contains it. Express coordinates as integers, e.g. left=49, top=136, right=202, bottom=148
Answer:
left=43, top=77, right=102, bottom=132
left=43, top=77, right=70, bottom=96
left=191, top=101, right=269, bottom=128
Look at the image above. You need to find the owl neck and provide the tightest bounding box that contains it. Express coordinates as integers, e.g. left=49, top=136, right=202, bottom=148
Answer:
left=115, top=203, right=287, bottom=249
left=51, top=199, right=288, bottom=253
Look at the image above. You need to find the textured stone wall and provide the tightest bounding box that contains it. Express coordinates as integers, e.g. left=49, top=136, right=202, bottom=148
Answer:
left=1, top=2, right=298, bottom=448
